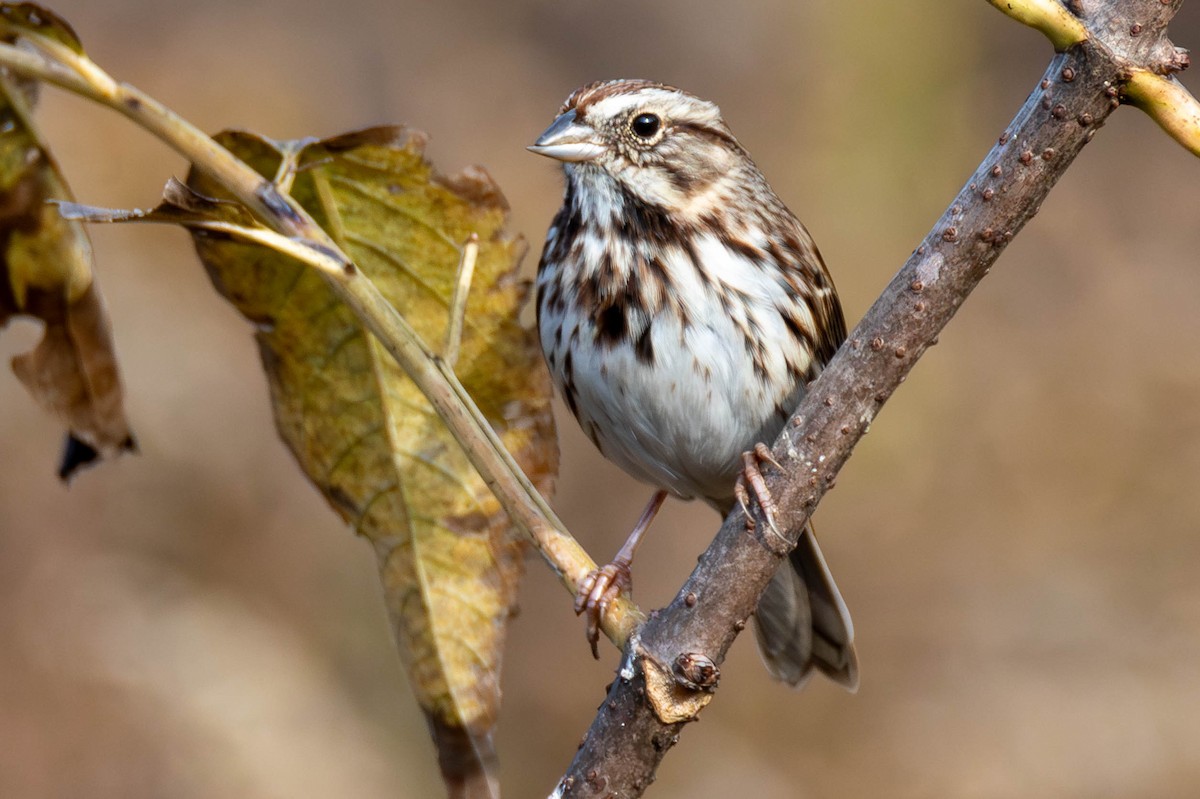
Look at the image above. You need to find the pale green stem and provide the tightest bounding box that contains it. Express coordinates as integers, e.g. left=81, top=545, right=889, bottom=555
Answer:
left=1124, top=70, right=1200, bottom=158
left=987, top=0, right=1089, bottom=51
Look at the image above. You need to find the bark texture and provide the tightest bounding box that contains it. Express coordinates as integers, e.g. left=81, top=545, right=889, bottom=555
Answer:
left=555, top=1, right=1191, bottom=795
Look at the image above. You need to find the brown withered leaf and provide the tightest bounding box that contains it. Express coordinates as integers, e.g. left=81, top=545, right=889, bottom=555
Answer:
left=0, top=70, right=133, bottom=479
left=184, top=127, right=557, bottom=797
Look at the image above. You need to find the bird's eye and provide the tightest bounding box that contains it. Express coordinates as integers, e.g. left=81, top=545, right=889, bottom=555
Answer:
left=630, top=113, right=661, bottom=139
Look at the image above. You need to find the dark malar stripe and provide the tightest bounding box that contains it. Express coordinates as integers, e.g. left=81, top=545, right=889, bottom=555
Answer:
left=619, top=193, right=687, bottom=246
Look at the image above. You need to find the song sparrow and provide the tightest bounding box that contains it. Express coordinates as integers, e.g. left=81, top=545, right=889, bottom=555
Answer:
left=529, top=79, right=857, bottom=689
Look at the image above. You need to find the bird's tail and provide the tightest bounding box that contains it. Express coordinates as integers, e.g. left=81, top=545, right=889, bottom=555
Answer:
left=753, top=522, right=858, bottom=691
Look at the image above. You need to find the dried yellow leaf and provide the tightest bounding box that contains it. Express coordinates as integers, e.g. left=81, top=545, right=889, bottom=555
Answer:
left=185, top=127, right=557, bottom=791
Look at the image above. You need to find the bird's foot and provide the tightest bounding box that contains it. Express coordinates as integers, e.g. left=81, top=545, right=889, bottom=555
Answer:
left=573, top=490, right=666, bottom=658
left=735, top=442, right=789, bottom=550
left=574, top=559, right=633, bottom=659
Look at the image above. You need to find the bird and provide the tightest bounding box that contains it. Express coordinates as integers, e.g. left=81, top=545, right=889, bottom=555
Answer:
left=529, top=79, right=857, bottom=690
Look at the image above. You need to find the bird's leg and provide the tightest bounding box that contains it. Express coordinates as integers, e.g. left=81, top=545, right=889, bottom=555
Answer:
left=735, top=442, right=789, bottom=549
left=575, top=489, right=668, bottom=658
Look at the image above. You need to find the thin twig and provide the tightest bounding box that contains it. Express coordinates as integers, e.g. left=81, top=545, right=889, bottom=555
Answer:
left=987, top=0, right=1089, bottom=50
left=1124, top=70, right=1200, bottom=156
left=0, top=24, right=646, bottom=647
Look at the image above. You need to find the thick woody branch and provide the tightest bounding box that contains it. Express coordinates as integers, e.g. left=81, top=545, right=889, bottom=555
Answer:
left=556, top=0, right=1192, bottom=795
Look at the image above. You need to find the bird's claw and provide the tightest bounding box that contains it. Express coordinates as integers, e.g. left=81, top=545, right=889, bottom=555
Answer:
left=574, top=560, right=632, bottom=659
left=736, top=443, right=789, bottom=550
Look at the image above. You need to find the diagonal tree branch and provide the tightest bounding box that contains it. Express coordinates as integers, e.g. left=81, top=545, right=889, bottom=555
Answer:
left=555, top=0, right=1194, bottom=795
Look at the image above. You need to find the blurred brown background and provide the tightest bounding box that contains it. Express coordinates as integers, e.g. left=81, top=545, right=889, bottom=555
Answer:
left=2, top=1, right=1200, bottom=796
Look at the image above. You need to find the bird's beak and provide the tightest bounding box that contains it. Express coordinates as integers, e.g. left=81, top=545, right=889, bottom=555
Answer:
left=527, top=109, right=605, bottom=163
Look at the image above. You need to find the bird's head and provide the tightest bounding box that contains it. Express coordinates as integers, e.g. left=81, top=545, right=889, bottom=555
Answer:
left=529, top=79, right=748, bottom=210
